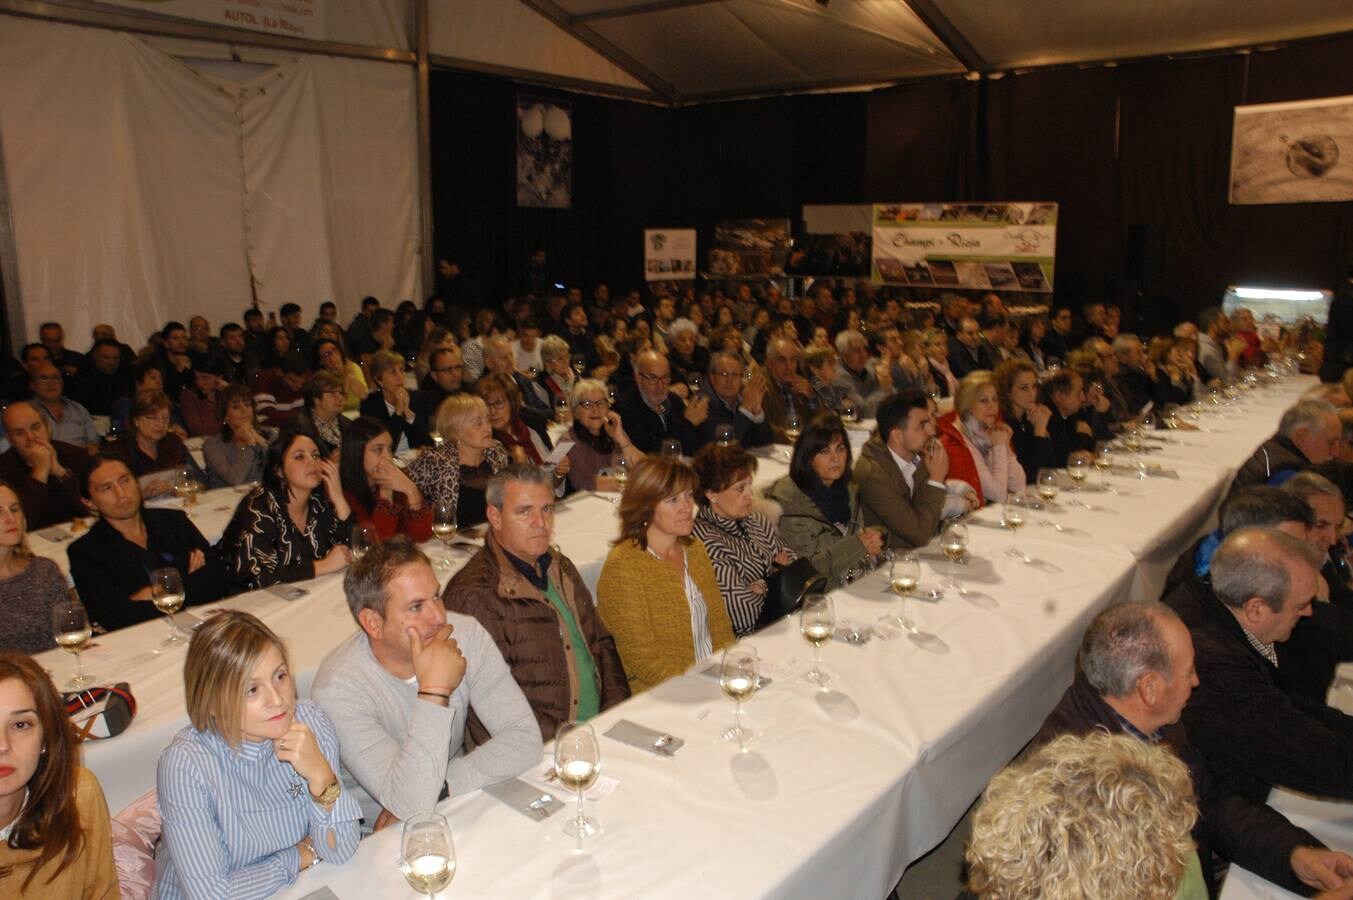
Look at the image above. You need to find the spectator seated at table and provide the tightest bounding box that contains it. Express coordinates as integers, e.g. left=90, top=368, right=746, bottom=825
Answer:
left=611, top=350, right=707, bottom=457
left=253, top=354, right=309, bottom=429
left=0, top=481, right=70, bottom=654
left=25, top=360, right=99, bottom=454
left=937, top=371, right=1027, bottom=505
left=408, top=394, right=509, bottom=528
left=1164, top=528, right=1353, bottom=806
left=0, top=653, right=119, bottom=898
left=1042, top=369, right=1112, bottom=465
left=72, top=337, right=132, bottom=418
left=339, top=417, right=431, bottom=543
left=1197, top=306, right=1245, bottom=384
left=106, top=390, right=206, bottom=501
left=221, top=425, right=354, bottom=591
left=109, top=363, right=182, bottom=437
left=1111, top=334, right=1156, bottom=418
left=411, top=346, right=464, bottom=428
left=149, top=320, right=197, bottom=402
left=560, top=379, right=644, bottom=493
left=210, top=322, right=260, bottom=389
left=965, top=732, right=1201, bottom=900
left=312, top=537, right=540, bottom=830
left=537, top=334, right=576, bottom=407
left=596, top=456, right=735, bottom=693
left=36, top=321, right=85, bottom=380
left=476, top=372, right=560, bottom=471
left=202, top=384, right=272, bottom=489
left=690, top=444, right=796, bottom=636
left=995, top=359, right=1057, bottom=481
left=765, top=412, right=885, bottom=584
left=1031, top=602, right=1353, bottom=897
left=155, top=611, right=361, bottom=899
left=804, top=345, right=863, bottom=415
left=68, top=454, right=228, bottom=633
left=701, top=351, right=772, bottom=449
left=758, top=337, right=819, bottom=442
left=1283, top=472, right=1353, bottom=607
left=665, top=317, right=708, bottom=389
left=854, top=391, right=975, bottom=551
left=831, top=329, right=893, bottom=418
left=310, top=337, right=366, bottom=414
left=1150, top=335, right=1203, bottom=408
left=445, top=465, right=629, bottom=740
left=947, top=317, right=995, bottom=380
left=292, top=371, right=348, bottom=461
left=0, top=400, right=90, bottom=529
left=360, top=351, right=421, bottom=452
left=178, top=355, right=229, bottom=438
left=1232, top=399, right=1343, bottom=493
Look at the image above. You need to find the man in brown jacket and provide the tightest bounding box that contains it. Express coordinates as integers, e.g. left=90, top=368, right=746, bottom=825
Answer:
left=444, top=464, right=630, bottom=742
left=854, top=390, right=976, bottom=550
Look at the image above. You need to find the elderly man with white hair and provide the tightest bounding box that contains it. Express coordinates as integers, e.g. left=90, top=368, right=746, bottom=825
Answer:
left=1231, top=399, right=1344, bottom=492
left=830, top=329, right=893, bottom=418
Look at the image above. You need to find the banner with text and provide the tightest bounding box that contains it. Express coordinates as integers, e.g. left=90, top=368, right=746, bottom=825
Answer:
left=871, top=202, right=1057, bottom=292
left=100, top=0, right=325, bottom=39
left=644, top=229, right=697, bottom=281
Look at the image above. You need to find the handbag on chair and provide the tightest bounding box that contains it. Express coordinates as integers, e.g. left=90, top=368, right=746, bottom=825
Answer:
left=754, top=557, right=827, bottom=632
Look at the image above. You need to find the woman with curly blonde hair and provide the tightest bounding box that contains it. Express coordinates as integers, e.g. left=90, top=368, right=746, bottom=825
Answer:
left=966, top=731, right=1201, bottom=900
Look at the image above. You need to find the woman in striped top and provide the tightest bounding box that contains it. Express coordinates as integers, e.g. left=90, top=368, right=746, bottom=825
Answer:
left=155, top=611, right=361, bottom=899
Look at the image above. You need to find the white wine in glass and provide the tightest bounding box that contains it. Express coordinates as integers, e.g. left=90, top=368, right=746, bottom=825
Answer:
left=432, top=502, right=456, bottom=571
left=719, top=645, right=759, bottom=745
left=614, top=456, right=630, bottom=492
left=940, top=522, right=969, bottom=594
left=52, top=598, right=98, bottom=689
left=1036, top=468, right=1059, bottom=503
left=1003, top=493, right=1028, bottom=559
left=400, top=813, right=456, bottom=899
left=173, top=467, right=199, bottom=508
left=889, top=553, right=921, bottom=632
left=554, top=721, right=601, bottom=839
left=149, top=567, right=189, bottom=646
left=350, top=523, right=376, bottom=562
left=799, top=593, right=835, bottom=686
left=784, top=412, right=802, bottom=444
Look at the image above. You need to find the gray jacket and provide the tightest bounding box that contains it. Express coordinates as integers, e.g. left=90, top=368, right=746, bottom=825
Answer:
left=764, top=476, right=871, bottom=582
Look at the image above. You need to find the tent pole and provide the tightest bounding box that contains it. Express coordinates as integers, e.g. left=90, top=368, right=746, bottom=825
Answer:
left=0, top=112, right=24, bottom=355
left=414, top=0, right=433, bottom=299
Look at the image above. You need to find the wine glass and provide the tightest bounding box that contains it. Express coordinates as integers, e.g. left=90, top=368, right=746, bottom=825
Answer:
left=430, top=429, right=445, bottom=450
left=1162, top=405, right=1179, bottom=431
left=432, top=502, right=457, bottom=570
left=52, top=598, right=98, bottom=689
left=688, top=373, right=703, bottom=396
left=570, top=355, right=587, bottom=378
left=888, top=553, right=921, bottom=633
left=149, top=567, right=189, bottom=646
left=173, top=466, right=199, bottom=508
left=1067, top=456, right=1089, bottom=502
left=400, top=812, right=457, bottom=899
left=1124, top=427, right=1144, bottom=455
left=715, top=423, right=736, bottom=446
left=350, top=523, right=376, bottom=562
left=784, top=412, right=802, bottom=444
left=1002, top=493, right=1028, bottom=559
left=1036, top=468, right=1059, bottom=505
left=1093, top=442, right=1114, bottom=489
left=660, top=438, right=682, bottom=459
left=940, top=521, right=969, bottom=594
left=614, top=456, right=630, bottom=492
left=554, top=721, right=601, bottom=838
left=1141, top=410, right=1157, bottom=432
left=554, top=394, right=571, bottom=425
left=719, top=645, right=759, bottom=745
left=841, top=400, right=858, bottom=424
left=606, top=385, right=618, bottom=406
left=799, top=593, right=835, bottom=686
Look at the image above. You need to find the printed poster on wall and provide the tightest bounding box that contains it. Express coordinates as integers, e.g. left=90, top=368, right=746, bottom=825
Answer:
left=787, top=204, right=872, bottom=278
left=644, top=229, right=697, bottom=281
left=708, top=219, right=792, bottom=277
left=517, top=97, right=573, bottom=209
left=99, top=0, right=325, bottom=38
left=1230, top=94, right=1353, bottom=204
left=870, top=202, right=1057, bottom=292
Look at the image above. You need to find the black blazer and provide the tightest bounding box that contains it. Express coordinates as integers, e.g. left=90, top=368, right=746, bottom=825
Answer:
left=68, top=508, right=229, bottom=632
left=360, top=388, right=417, bottom=449
left=613, top=386, right=706, bottom=456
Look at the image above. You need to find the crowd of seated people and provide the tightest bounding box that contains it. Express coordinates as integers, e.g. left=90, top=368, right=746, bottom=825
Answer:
left=0, top=281, right=1343, bottom=897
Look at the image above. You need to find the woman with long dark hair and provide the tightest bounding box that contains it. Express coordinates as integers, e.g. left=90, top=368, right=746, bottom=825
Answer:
left=0, top=653, right=118, bottom=897
left=338, top=417, right=432, bottom=542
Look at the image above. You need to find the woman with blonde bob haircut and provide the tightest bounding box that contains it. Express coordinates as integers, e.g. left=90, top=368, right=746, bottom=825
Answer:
left=936, top=370, right=1026, bottom=504
left=155, top=611, right=361, bottom=899
left=966, top=731, right=1202, bottom=900
left=408, top=393, right=510, bottom=526
left=596, top=456, right=734, bottom=693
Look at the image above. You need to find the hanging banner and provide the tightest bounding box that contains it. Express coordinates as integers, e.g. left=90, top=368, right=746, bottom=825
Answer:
left=787, top=204, right=872, bottom=278
left=644, top=229, right=697, bottom=281
left=1230, top=94, right=1353, bottom=204
left=517, top=96, right=572, bottom=209
left=871, top=202, right=1057, bottom=292
left=99, top=0, right=326, bottom=39
left=708, top=219, right=792, bottom=278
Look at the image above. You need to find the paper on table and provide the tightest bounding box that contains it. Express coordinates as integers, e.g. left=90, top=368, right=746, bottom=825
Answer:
left=545, top=440, right=575, bottom=466
left=483, top=776, right=564, bottom=820
left=521, top=759, right=619, bottom=801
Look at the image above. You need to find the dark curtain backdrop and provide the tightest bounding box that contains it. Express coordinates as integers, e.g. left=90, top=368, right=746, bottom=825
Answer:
left=431, top=35, right=1353, bottom=331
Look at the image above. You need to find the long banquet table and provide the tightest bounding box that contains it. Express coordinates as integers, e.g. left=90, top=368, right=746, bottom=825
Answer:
left=27, top=377, right=1314, bottom=899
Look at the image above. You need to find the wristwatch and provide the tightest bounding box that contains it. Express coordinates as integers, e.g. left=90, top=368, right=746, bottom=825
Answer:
left=312, top=780, right=342, bottom=806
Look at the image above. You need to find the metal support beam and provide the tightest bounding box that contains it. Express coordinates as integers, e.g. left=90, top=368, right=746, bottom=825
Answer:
left=574, top=0, right=722, bottom=24
left=899, top=0, right=987, bottom=73
left=414, top=0, right=434, bottom=298
left=0, top=111, right=24, bottom=353
left=517, top=0, right=680, bottom=102
left=0, top=0, right=415, bottom=64
left=429, top=55, right=665, bottom=104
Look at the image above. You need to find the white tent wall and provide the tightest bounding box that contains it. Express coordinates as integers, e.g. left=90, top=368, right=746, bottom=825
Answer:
left=0, top=15, right=420, bottom=347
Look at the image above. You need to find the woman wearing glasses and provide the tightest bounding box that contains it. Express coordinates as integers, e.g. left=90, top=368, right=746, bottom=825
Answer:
left=563, top=379, right=645, bottom=493
left=111, top=389, right=206, bottom=500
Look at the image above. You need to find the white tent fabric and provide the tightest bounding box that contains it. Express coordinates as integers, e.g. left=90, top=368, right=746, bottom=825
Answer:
left=0, top=16, right=418, bottom=345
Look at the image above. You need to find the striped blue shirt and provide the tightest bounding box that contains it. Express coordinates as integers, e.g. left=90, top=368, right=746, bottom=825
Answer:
left=154, top=700, right=362, bottom=900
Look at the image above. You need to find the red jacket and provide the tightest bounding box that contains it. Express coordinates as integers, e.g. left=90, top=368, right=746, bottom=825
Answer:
left=936, top=410, right=983, bottom=504
left=344, top=489, right=433, bottom=542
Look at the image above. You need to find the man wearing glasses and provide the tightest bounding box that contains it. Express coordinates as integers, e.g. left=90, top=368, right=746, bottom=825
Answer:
left=413, top=346, right=466, bottom=435
left=613, top=350, right=707, bottom=454
left=26, top=361, right=100, bottom=453
left=0, top=400, right=90, bottom=528
left=759, top=337, right=818, bottom=442
left=702, top=352, right=772, bottom=448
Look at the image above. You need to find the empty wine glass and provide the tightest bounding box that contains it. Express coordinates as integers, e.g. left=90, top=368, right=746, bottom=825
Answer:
left=400, top=812, right=456, bottom=899
left=554, top=394, right=571, bottom=425
left=432, top=502, right=457, bottom=570
left=799, top=593, right=835, bottom=686
left=940, top=521, right=969, bottom=594
left=350, top=523, right=376, bottom=562
left=719, top=645, right=759, bottom=745
left=149, top=567, right=189, bottom=646
left=715, top=423, right=736, bottom=446
left=888, top=553, right=921, bottom=633
left=1002, top=493, right=1028, bottom=559
left=660, top=438, right=682, bottom=459
left=554, top=721, right=601, bottom=838
left=52, top=598, right=98, bottom=689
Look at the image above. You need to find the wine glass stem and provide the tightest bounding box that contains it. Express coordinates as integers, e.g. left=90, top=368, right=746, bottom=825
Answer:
left=812, top=643, right=822, bottom=678
left=167, top=611, right=178, bottom=633
left=734, top=698, right=742, bottom=734
left=576, top=788, right=586, bottom=828
left=74, top=649, right=84, bottom=683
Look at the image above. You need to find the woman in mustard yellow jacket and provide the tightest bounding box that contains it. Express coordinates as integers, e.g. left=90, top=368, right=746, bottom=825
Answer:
left=597, top=456, right=735, bottom=693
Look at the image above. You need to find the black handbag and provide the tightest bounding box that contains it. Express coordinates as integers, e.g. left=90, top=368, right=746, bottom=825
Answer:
left=754, top=557, right=827, bottom=631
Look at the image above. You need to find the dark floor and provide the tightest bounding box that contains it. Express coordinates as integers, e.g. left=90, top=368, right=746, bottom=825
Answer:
left=890, top=804, right=974, bottom=900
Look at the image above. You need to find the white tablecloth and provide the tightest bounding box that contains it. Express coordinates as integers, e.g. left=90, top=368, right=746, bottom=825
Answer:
left=26, top=377, right=1314, bottom=896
